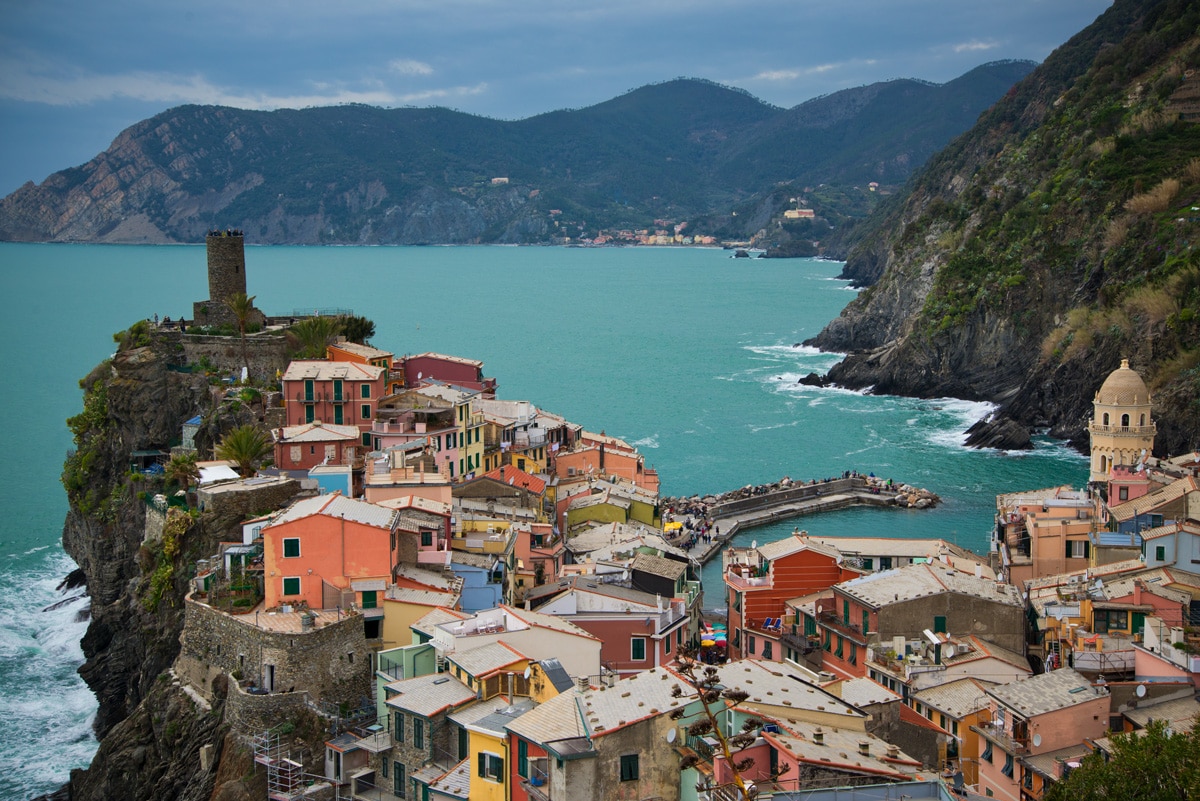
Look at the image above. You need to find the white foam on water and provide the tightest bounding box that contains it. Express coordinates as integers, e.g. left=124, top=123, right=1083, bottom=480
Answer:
left=918, top=398, right=998, bottom=450
left=0, top=550, right=98, bottom=799
left=628, top=434, right=659, bottom=449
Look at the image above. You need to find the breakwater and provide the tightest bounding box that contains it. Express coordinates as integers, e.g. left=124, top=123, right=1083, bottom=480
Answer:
left=664, top=475, right=940, bottom=566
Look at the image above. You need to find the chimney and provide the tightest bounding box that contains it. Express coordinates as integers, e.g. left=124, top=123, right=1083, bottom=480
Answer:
left=507, top=672, right=515, bottom=708
left=813, top=727, right=824, bottom=745
left=1134, top=580, right=1143, bottom=605
left=975, top=564, right=983, bottom=579
left=886, top=744, right=900, bottom=759
left=858, top=740, right=870, bottom=756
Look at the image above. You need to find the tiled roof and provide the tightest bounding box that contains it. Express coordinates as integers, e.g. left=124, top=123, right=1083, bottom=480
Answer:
left=566, top=521, right=674, bottom=554
left=384, top=586, right=460, bottom=608
left=451, top=552, right=498, bottom=571
left=376, top=494, right=452, bottom=517
left=408, top=352, right=484, bottom=369
left=1109, top=476, right=1199, bottom=522
left=448, top=641, right=528, bottom=678
left=384, top=673, right=477, bottom=717
left=706, top=662, right=866, bottom=719
left=484, top=465, right=547, bottom=494
left=275, top=422, right=361, bottom=442
left=523, top=576, right=660, bottom=609
left=411, top=607, right=470, bottom=639
left=945, top=635, right=1030, bottom=671
left=501, top=605, right=600, bottom=641
left=425, top=758, right=470, bottom=798
left=630, top=552, right=686, bottom=580
left=328, top=341, right=392, bottom=360
left=270, top=493, right=398, bottom=530
left=838, top=677, right=901, bottom=708
left=578, top=666, right=690, bottom=736
left=1022, top=743, right=1093, bottom=779
left=769, top=722, right=921, bottom=778
left=913, top=678, right=995, bottom=719
left=987, top=669, right=1107, bottom=718
left=757, top=532, right=842, bottom=562
left=1123, top=695, right=1200, bottom=728
left=503, top=688, right=589, bottom=751
left=282, top=359, right=384, bottom=382
left=837, top=563, right=1022, bottom=608
left=394, top=563, right=459, bottom=591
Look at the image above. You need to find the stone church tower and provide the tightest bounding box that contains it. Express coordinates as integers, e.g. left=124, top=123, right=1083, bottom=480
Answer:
left=1088, top=359, right=1156, bottom=484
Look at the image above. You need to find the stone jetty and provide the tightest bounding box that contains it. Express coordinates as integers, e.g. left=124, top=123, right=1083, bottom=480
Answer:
left=662, top=474, right=940, bottom=566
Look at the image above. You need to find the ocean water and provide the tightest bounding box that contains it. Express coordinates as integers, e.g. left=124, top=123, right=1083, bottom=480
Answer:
left=0, top=243, right=1087, bottom=798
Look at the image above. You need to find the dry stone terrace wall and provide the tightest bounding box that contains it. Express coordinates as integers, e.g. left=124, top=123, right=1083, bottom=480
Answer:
left=225, top=681, right=313, bottom=736
left=179, top=598, right=372, bottom=713
left=177, top=331, right=290, bottom=381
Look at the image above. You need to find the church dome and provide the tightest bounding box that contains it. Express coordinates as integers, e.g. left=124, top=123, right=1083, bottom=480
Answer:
left=1096, top=359, right=1150, bottom=406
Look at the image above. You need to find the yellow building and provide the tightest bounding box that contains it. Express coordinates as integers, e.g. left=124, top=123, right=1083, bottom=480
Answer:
left=1088, top=359, right=1156, bottom=484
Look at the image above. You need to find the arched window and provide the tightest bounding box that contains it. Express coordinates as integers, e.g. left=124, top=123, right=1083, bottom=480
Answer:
left=1140, top=414, right=1146, bottom=426
left=1121, top=413, right=1130, bottom=427
left=1103, top=413, right=1110, bottom=426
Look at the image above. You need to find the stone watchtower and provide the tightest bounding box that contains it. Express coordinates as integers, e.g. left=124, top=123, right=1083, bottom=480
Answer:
left=1088, top=359, right=1156, bottom=484
left=193, top=230, right=262, bottom=328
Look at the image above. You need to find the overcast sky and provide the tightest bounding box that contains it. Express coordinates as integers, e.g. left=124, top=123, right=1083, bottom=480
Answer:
left=0, top=0, right=1113, bottom=196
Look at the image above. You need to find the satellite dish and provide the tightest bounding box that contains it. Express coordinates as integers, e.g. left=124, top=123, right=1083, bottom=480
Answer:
left=666, top=728, right=677, bottom=744
left=523, top=667, right=532, bottom=680
left=1032, top=733, right=1042, bottom=747
left=1136, top=683, right=1147, bottom=698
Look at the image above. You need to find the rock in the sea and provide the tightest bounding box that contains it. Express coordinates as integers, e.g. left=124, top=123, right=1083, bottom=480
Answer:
left=965, top=416, right=1033, bottom=450
left=797, top=372, right=827, bottom=387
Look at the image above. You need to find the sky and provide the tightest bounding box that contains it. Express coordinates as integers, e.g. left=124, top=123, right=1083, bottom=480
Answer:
left=0, top=0, right=1114, bottom=197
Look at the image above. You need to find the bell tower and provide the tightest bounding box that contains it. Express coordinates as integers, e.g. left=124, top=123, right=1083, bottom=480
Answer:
left=1088, top=359, right=1155, bottom=484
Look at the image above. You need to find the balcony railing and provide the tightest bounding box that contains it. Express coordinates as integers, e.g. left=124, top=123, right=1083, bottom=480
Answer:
left=1089, top=423, right=1157, bottom=436
left=725, top=571, right=770, bottom=590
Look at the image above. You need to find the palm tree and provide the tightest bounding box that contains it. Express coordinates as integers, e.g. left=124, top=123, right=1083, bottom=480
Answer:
left=164, top=450, right=200, bottom=505
left=224, top=292, right=256, bottom=381
left=215, top=425, right=273, bottom=478
left=287, top=316, right=342, bottom=359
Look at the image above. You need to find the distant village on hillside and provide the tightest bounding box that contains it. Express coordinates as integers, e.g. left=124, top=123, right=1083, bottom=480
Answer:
left=136, top=233, right=1200, bottom=801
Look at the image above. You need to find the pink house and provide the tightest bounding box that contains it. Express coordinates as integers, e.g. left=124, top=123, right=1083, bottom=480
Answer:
left=399, top=352, right=497, bottom=396
left=272, top=421, right=362, bottom=471
left=281, top=360, right=385, bottom=444
left=974, top=669, right=1110, bottom=801
left=376, top=495, right=453, bottom=568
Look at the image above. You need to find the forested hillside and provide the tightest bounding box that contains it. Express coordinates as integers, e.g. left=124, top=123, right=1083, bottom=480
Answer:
left=810, top=0, right=1200, bottom=456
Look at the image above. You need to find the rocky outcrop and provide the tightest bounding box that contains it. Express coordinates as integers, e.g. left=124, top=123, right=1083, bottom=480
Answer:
left=807, top=0, right=1200, bottom=454
left=47, top=331, right=313, bottom=800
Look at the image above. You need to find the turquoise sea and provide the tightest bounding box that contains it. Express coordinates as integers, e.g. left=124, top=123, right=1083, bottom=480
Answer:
left=0, top=243, right=1088, bottom=798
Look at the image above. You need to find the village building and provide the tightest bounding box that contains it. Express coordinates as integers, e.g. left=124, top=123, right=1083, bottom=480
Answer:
left=725, top=531, right=861, bottom=662
left=973, top=669, right=1110, bottom=801
left=281, top=359, right=386, bottom=445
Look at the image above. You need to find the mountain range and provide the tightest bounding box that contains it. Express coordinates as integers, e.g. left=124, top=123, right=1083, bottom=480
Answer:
left=0, top=64, right=1035, bottom=246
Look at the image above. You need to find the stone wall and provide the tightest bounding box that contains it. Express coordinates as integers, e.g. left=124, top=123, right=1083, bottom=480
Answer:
left=207, top=234, right=247, bottom=302
left=225, top=680, right=313, bottom=735
left=179, top=598, right=372, bottom=712
left=197, top=475, right=301, bottom=534
left=179, top=332, right=290, bottom=382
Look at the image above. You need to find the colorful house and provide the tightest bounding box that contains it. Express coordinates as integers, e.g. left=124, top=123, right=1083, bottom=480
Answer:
left=399, top=352, right=497, bottom=396
left=724, top=531, right=860, bottom=661
left=281, top=360, right=385, bottom=445
left=261, top=493, right=401, bottom=612
left=974, top=669, right=1110, bottom=801
left=272, top=421, right=362, bottom=471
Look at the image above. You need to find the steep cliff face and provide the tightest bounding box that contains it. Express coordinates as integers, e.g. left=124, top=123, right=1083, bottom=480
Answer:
left=52, top=330, right=303, bottom=800
left=809, top=0, right=1200, bottom=454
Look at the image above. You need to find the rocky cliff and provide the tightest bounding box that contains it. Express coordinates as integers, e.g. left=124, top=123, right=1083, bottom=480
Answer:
left=809, top=0, right=1200, bottom=456
left=47, top=328, right=311, bottom=800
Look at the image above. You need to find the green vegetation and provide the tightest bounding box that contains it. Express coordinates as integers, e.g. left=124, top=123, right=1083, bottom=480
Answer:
left=338, top=314, right=376, bottom=345
left=63, top=377, right=112, bottom=516
left=224, top=291, right=256, bottom=380
left=215, top=425, right=273, bottom=477
left=144, top=507, right=189, bottom=611
left=113, top=320, right=152, bottom=351
left=287, top=316, right=342, bottom=358
left=1045, top=720, right=1200, bottom=801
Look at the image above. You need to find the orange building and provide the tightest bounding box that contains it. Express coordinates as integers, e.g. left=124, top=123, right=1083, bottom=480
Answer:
left=724, top=531, right=860, bottom=661
left=262, top=493, right=400, bottom=610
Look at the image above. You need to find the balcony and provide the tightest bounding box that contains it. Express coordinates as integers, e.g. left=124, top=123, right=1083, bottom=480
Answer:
left=1089, top=423, right=1157, bottom=437
left=725, top=569, right=770, bottom=590
left=521, top=758, right=551, bottom=801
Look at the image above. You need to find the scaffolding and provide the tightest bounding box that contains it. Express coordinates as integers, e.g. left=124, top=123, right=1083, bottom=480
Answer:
left=253, top=729, right=308, bottom=801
